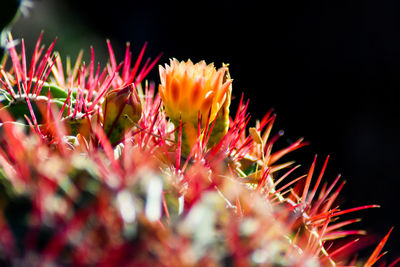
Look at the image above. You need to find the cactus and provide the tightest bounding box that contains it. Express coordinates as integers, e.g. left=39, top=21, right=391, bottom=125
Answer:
left=0, top=34, right=396, bottom=266
left=0, top=34, right=160, bottom=146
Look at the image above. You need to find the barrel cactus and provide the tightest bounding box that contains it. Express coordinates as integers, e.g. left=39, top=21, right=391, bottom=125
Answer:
left=0, top=33, right=396, bottom=266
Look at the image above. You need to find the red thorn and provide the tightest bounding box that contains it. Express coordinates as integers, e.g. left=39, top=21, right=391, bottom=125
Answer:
left=307, top=155, right=330, bottom=205
left=365, top=227, right=393, bottom=267
left=301, top=155, right=317, bottom=204
left=128, top=42, right=147, bottom=84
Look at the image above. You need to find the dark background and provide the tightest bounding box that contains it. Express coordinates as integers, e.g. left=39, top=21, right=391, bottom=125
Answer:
left=12, top=0, right=400, bottom=262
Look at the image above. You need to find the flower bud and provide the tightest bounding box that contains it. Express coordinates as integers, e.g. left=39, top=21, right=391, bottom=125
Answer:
left=102, top=83, right=142, bottom=145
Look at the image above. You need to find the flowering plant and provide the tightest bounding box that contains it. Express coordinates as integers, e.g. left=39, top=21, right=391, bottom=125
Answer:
left=0, top=4, right=397, bottom=266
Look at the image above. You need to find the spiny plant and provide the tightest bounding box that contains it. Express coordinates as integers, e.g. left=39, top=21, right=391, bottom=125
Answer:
left=0, top=34, right=397, bottom=266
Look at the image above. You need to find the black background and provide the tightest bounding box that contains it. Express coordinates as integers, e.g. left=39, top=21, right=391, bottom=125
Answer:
left=12, top=0, right=400, bottom=262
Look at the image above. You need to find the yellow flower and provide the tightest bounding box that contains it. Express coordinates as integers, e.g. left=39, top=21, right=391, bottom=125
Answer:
left=159, top=59, right=232, bottom=154
left=159, top=59, right=232, bottom=127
